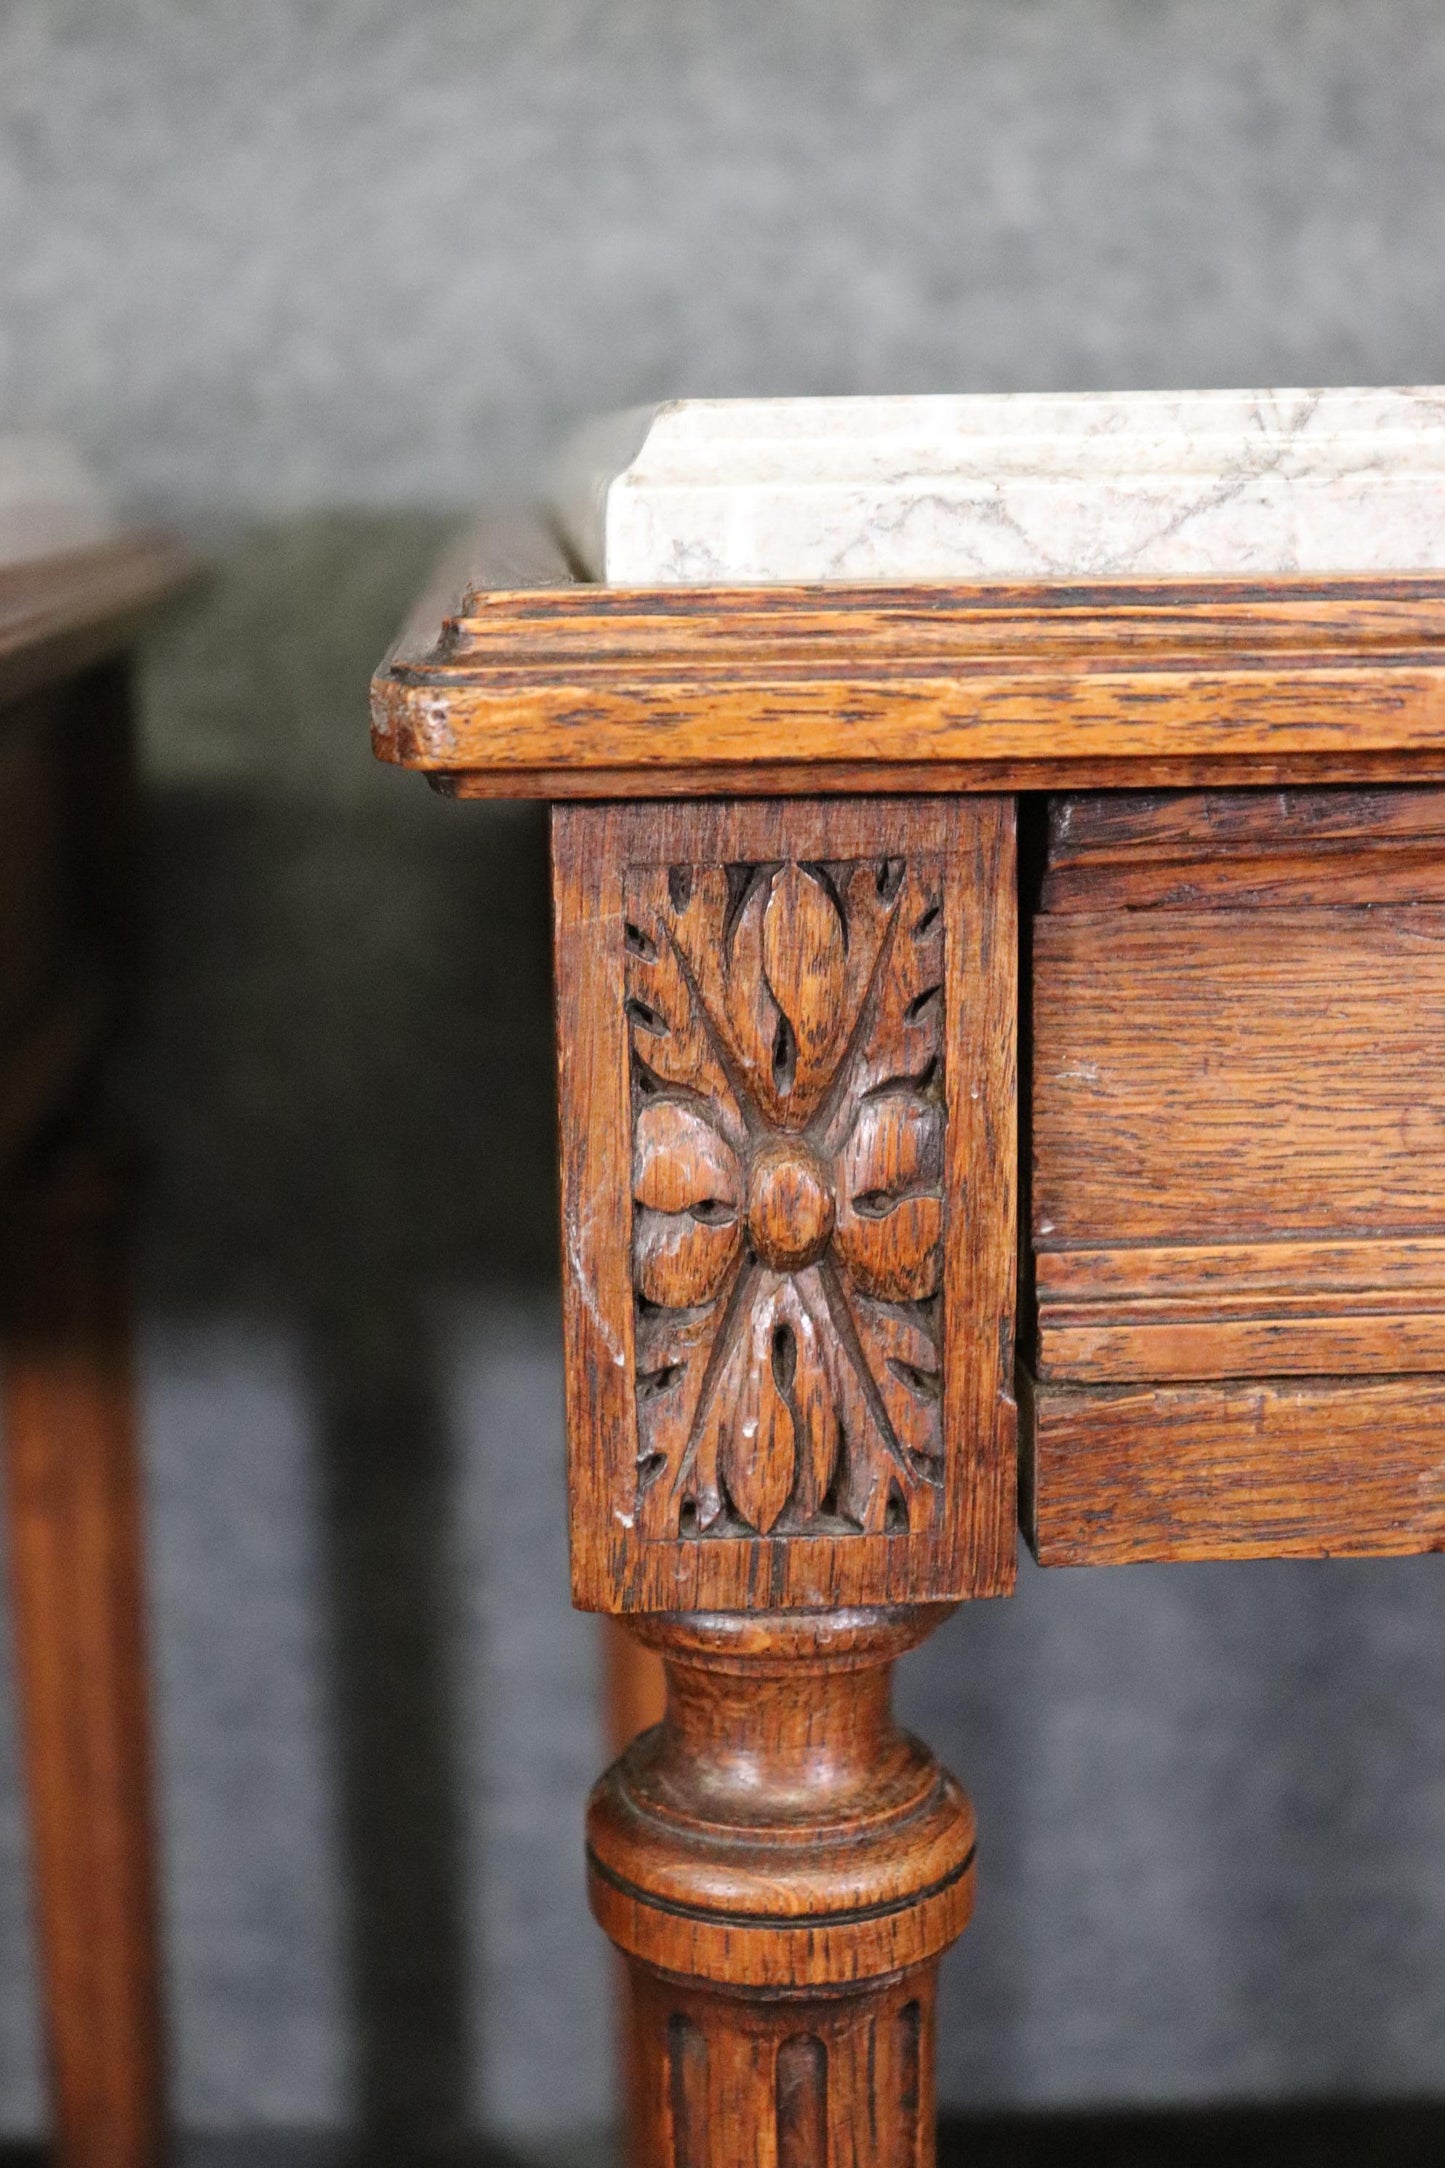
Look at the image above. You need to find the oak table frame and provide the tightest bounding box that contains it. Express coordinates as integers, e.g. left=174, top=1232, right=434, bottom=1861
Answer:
left=374, top=516, right=1445, bottom=2168
left=1, top=536, right=193, bottom=2168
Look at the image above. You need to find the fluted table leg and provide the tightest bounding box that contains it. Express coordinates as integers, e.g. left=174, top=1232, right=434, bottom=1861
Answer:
left=592, top=1611, right=971, bottom=2168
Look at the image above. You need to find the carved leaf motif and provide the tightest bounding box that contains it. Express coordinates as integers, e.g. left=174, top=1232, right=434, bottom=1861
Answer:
left=634, top=1207, right=741, bottom=1309
left=838, top=863, right=944, bottom=1112
left=760, top=865, right=847, bottom=1126
left=776, top=1274, right=839, bottom=1524
left=795, top=1270, right=892, bottom=1532
left=625, top=875, right=744, bottom=1148
left=681, top=1316, right=746, bottom=1536
left=715, top=871, right=788, bottom=1120
left=661, top=867, right=772, bottom=1115
left=850, top=1295, right=944, bottom=1473
left=634, top=1101, right=741, bottom=1214
left=837, top=862, right=898, bottom=1037
left=834, top=1091, right=944, bottom=1302
left=632, top=1101, right=745, bottom=1300
left=625, top=853, right=949, bottom=1544
left=837, top=1195, right=943, bottom=1303
left=635, top=1301, right=727, bottom=1530
left=723, top=1282, right=798, bottom=1535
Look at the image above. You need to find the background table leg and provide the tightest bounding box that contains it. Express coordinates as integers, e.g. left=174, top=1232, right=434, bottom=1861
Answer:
left=1, top=1128, right=164, bottom=2168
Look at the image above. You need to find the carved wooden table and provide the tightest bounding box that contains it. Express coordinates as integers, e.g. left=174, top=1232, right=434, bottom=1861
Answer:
left=374, top=508, right=1445, bottom=2168
left=0, top=533, right=192, bottom=2168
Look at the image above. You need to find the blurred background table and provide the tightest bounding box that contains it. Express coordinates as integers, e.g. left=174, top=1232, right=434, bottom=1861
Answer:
left=0, top=486, right=193, bottom=2168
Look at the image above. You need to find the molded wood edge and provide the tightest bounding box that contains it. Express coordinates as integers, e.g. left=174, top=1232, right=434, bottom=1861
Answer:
left=1024, top=1371, right=1445, bottom=1565
left=371, top=535, right=1445, bottom=791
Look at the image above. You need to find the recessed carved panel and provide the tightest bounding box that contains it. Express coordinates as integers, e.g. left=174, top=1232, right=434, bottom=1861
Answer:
left=625, top=856, right=946, bottom=1540
left=553, top=798, right=1016, bottom=1614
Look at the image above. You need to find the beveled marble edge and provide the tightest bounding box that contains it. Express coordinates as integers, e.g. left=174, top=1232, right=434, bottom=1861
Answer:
left=550, top=390, right=1445, bottom=585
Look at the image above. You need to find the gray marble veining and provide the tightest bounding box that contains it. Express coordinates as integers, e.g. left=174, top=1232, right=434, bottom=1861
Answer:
left=553, top=390, right=1445, bottom=583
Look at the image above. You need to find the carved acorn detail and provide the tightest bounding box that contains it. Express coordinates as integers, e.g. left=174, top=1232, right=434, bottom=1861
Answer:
left=625, top=856, right=947, bottom=1540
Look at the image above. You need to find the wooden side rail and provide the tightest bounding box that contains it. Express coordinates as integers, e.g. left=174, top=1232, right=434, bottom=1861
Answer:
left=1026, top=784, right=1445, bottom=1567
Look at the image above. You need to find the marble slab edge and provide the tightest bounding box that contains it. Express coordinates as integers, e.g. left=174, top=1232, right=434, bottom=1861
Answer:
left=548, top=390, right=1445, bottom=586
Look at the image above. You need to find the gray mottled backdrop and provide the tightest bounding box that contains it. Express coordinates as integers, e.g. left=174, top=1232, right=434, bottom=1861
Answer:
left=2, top=0, right=1445, bottom=2150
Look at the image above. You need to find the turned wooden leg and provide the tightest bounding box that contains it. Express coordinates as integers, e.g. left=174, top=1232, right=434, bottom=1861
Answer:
left=1, top=1131, right=164, bottom=2168
left=593, top=1610, right=970, bottom=2168
left=553, top=796, right=1017, bottom=2168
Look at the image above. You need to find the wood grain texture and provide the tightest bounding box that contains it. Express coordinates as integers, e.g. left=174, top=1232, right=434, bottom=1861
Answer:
left=1027, top=783, right=1445, bottom=1565
left=1027, top=1372, right=1445, bottom=1566
left=553, top=796, right=1017, bottom=1615
left=1, top=1133, right=163, bottom=2168
left=1034, top=907, right=1445, bottom=1249
left=436, top=751, right=1445, bottom=800
left=1042, top=783, right=1445, bottom=910
left=1047, top=781, right=1445, bottom=856
left=594, top=1609, right=966, bottom=2168
left=1037, top=1236, right=1445, bottom=1380
left=372, top=544, right=1445, bottom=794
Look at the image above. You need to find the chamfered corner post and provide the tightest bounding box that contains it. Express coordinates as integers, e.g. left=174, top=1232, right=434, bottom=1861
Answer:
left=552, top=796, right=1018, bottom=2168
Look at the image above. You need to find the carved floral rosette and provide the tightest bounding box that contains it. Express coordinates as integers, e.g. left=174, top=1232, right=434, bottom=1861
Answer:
left=625, top=856, right=947, bottom=1541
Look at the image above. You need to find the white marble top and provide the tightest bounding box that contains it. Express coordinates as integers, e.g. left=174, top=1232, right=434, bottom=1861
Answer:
left=551, top=390, right=1445, bottom=584
left=0, top=438, right=115, bottom=570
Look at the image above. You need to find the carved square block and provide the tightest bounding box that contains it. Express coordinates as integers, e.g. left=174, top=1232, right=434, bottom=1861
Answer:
left=553, top=799, right=1017, bottom=1613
